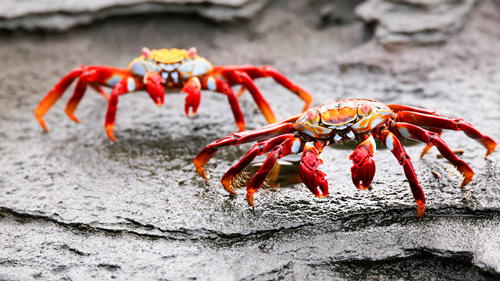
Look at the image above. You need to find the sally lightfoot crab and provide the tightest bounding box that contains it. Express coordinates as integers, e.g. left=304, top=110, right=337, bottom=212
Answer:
left=35, top=47, right=312, bottom=142
left=194, top=99, right=496, bottom=217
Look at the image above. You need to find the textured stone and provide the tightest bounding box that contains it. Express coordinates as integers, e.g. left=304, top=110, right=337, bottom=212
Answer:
left=355, top=0, right=477, bottom=45
left=0, top=0, right=267, bottom=31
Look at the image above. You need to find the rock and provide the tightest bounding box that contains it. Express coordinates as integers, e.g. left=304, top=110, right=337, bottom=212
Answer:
left=355, top=0, right=477, bottom=46
left=0, top=0, right=267, bottom=31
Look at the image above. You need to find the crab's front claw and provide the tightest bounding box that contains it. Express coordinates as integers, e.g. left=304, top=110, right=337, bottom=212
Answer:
left=349, top=146, right=376, bottom=190
left=182, top=77, right=201, bottom=117
left=144, top=72, right=165, bottom=106
left=300, top=148, right=328, bottom=198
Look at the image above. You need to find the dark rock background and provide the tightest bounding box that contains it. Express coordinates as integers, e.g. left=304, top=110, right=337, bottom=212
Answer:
left=1, top=0, right=499, bottom=280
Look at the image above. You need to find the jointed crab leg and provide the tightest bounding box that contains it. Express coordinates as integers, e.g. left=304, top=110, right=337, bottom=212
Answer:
left=246, top=137, right=303, bottom=206
left=391, top=122, right=474, bottom=187
left=388, top=105, right=443, bottom=157
left=377, top=127, right=426, bottom=218
left=211, top=77, right=245, bottom=132
left=221, top=134, right=296, bottom=195
left=395, top=111, right=497, bottom=157
left=193, top=115, right=300, bottom=181
left=35, top=66, right=131, bottom=132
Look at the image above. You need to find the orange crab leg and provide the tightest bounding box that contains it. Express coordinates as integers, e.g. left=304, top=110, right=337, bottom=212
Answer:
left=395, top=111, right=497, bottom=158
left=35, top=66, right=86, bottom=131
left=221, top=134, right=296, bottom=195
left=35, top=65, right=131, bottom=131
left=377, top=127, right=426, bottom=218
left=193, top=115, right=300, bottom=181
left=243, top=66, right=313, bottom=112
left=246, top=137, right=304, bottom=206
left=64, top=73, right=89, bottom=123
left=105, top=76, right=142, bottom=142
left=391, top=122, right=474, bottom=187
left=235, top=71, right=276, bottom=124
left=349, top=135, right=377, bottom=190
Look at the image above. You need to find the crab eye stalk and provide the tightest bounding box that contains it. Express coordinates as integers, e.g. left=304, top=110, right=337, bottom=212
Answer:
left=188, top=47, right=197, bottom=58
left=142, top=47, right=153, bottom=59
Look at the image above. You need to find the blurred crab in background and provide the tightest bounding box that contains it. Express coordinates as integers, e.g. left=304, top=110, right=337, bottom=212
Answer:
left=35, top=47, right=312, bottom=141
left=194, top=99, right=496, bottom=217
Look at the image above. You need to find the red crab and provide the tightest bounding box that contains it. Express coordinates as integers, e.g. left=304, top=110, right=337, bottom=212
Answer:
left=35, top=47, right=312, bottom=142
left=193, top=99, right=496, bottom=217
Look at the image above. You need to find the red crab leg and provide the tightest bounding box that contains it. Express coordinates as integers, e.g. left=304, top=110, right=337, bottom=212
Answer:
left=64, top=72, right=89, bottom=123
left=242, top=66, right=313, bottom=112
left=209, top=77, right=246, bottom=132
left=214, top=65, right=313, bottom=112
left=349, top=135, right=377, bottom=190
left=388, top=104, right=443, bottom=157
left=105, top=76, right=143, bottom=142
left=376, top=128, right=426, bottom=218
left=390, top=122, right=474, bottom=187
left=35, top=65, right=131, bottom=131
left=35, top=66, right=86, bottom=131
left=221, top=134, right=297, bottom=195
left=395, top=111, right=497, bottom=158
left=182, top=77, right=201, bottom=117
left=299, top=140, right=329, bottom=198
left=193, top=115, right=300, bottom=181
left=246, top=137, right=304, bottom=206
left=90, top=84, right=110, bottom=100
left=235, top=70, right=276, bottom=124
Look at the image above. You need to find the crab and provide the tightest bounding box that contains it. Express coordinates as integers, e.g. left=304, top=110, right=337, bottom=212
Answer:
left=35, top=47, right=312, bottom=142
left=193, top=99, right=496, bottom=217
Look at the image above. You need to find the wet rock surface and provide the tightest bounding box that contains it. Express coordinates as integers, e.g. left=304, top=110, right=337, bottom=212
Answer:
left=1, top=0, right=500, bottom=280
left=0, top=0, right=267, bottom=31
left=356, top=0, right=477, bottom=46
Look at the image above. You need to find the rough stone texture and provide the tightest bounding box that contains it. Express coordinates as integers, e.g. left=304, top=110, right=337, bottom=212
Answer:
left=0, top=0, right=267, bottom=31
left=356, top=0, right=477, bottom=46
left=1, top=0, right=500, bottom=280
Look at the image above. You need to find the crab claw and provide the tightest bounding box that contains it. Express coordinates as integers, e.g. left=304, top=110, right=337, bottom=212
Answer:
left=349, top=145, right=376, bottom=190
left=144, top=71, right=165, bottom=106
left=299, top=147, right=328, bottom=198
left=182, top=77, right=201, bottom=117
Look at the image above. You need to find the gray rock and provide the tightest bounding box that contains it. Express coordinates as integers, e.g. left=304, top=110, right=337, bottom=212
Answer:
left=355, top=0, right=477, bottom=46
left=0, top=0, right=267, bottom=31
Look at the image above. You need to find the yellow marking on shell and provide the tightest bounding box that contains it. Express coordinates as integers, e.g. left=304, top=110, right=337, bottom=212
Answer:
left=320, top=106, right=357, bottom=125
left=151, top=48, right=192, bottom=64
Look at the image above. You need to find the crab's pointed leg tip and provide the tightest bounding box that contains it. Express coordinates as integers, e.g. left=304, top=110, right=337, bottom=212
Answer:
left=416, top=202, right=425, bottom=218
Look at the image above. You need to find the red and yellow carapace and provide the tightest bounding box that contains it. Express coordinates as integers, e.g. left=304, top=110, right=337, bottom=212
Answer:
left=194, top=99, right=496, bottom=218
left=35, top=47, right=312, bottom=142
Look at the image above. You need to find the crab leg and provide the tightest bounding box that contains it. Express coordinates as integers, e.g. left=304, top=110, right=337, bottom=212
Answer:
left=221, top=134, right=296, bottom=195
left=235, top=71, right=276, bottom=124
left=377, top=128, right=426, bottom=218
left=390, top=122, right=474, bottom=187
left=388, top=104, right=443, bottom=157
left=193, top=115, right=300, bottom=181
left=395, top=111, right=497, bottom=158
left=243, top=66, right=313, bottom=112
left=349, top=135, right=377, bottom=190
left=64, top=72, right=89, bottom=123
left=211, top=77, right=246, bottom=132
left=246, top=137, right=305, bottom=206
left=35, top=65, right=131, bottom=131
left=35, top=66, right=86, bottom=131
